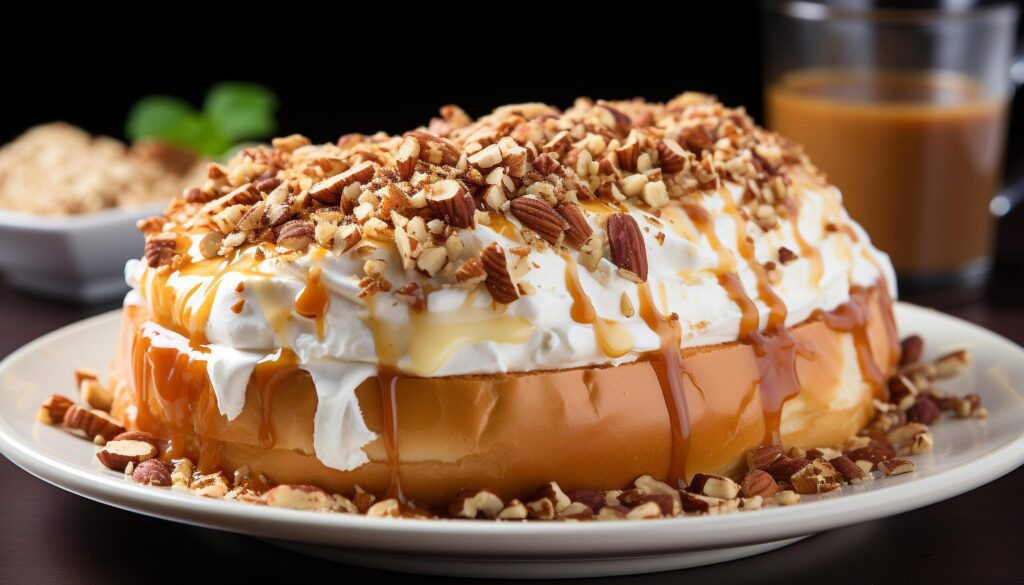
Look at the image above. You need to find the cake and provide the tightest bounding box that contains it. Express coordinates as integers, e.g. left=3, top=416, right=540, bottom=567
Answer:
left=107, top=93, right=900, bottom=511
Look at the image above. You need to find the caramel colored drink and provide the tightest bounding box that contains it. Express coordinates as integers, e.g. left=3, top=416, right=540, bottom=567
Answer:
left=767, top=70, right=1008, bottom=279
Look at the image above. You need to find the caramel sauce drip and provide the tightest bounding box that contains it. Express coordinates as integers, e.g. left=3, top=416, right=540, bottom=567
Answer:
left=295, top=266, right=329, bottom=338
left=783, top=198, right=824, bottom=289
left=251, top=349, right=300, bottom=448
left=578, top=198, right=627, bottom=214
left=485, top=212, right=523, bottom=242
left=562, top=253, right=635, bottom=358
left=366, top=299, right=405, bottom=503
left=131, top=324, right=221, bottom=471
left=636, top=282, right=691, bottom=488
left=683, top=197, right=802, bottom=446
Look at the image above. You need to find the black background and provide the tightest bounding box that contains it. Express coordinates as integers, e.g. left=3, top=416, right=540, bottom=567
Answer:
left=5, top=2, right=1024, bottom=275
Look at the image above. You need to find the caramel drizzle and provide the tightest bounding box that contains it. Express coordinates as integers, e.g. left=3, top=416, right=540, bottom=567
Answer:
left=562, top=253, right=635, bottom=358
left=783, top=198, right=824, bottom=289
left=683, top=198, right=802, bottom=446
left=295, top=266, right=329, bottom=338
left=485, top=212, right=524, bottom=243
left=366, top=298, right=405, bottom=502
left=131, top=323, right=221, bottom=471
left=251, top=348, right=300, bottom=448
left=636, top=282, right=691, bottom=488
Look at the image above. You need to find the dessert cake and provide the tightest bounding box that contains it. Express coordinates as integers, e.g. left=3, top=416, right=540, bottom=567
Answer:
left=102, top=93, right=906, bottom=512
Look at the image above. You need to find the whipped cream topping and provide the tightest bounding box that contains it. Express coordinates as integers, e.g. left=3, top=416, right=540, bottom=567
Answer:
left=126, top=180, right=894, bottom=472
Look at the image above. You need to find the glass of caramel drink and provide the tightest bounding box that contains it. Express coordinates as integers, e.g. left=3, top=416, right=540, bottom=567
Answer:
left=763, top=0, right=1021, bottom=293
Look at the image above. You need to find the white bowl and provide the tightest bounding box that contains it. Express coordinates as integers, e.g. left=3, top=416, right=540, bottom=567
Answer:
left=0, top=204, right=162, bottom=303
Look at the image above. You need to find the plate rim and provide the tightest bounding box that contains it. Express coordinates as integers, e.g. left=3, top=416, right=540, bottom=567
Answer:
left=1, top=303, right=1023, bottom=556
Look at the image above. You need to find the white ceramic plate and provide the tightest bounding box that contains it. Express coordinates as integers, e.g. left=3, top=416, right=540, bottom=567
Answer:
left=1, top=303, right=1023, bottom=579
left=0, top=204, right=163, bottom=302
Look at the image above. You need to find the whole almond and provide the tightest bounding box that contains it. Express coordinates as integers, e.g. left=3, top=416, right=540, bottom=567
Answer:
left=555, top=202, right=593, bottom=247
left=607, top=213, right=648, bottom=282
left=309, top=161, right=376, bottom=204
left=480, top=242, right=519, bottom=304
left=425, top=179, right=475, bottom=228
left=510, top=197, right=569, bottom=245
left=740, top=469, right=779, bottom=498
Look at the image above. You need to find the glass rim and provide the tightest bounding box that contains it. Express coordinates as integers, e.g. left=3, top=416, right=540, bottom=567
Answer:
left=763, top=1, right=1019, bottom=24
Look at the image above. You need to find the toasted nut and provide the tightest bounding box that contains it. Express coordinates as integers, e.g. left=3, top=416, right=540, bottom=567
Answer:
left=510, top=197, right=569, bottom=245
left=144, top=233, right=177, bottom=267
left=634, top=475, right=681, bottom=504
left=558, top=502, right=595, bottom=519
left=481, top=242, right=519, bottom=304
left=887, top=423, right=930, bottom=446
left=772, top=490, right=800, bottom=506
left=789, top=458, right=842, bottom=494
left=79, top=378, right=113, bottom=411
left=264, top=485, right=330, bottom=511
left=740, top=496, right=764, bottom=511
left=658, top=139, right=689, bottom=174
left=170, top=458, right=195, bottom=489
left=449, top=489, right=504, bottom=519
left=425, top=179, right=475, bottom=229
left=626, top=501, right=664, bottom=520
left=688, top=473, right=741, bottom=500
left=846, top=443, right=895, bottom=470
left=37, top=394, right=74, bottom=425
left=934, top=349, right=970, bottom=379
left=766, top=457, right=812, bottom=483
left=555, top=202, right=593, bottom=247
left=63, top=404, right=125, bottom=440
left=526, top=482, right=571, bottom=520
left=607, top=213, right=648, bottom=282
left=131, top=459, right=172, bottom=486
left=352, top=486, right=375, bottom=513
left=747, top=445, right=785, bottom=471
left=878, top=458, right=915, bottom=476
left=567, top=490, right=606, bottom=512
left=680, top=492, right=739, bottom=515
left=395, top=136, right=420, bottom=180
left=191, top=471, right=229, bottom=498
left=907, top=398, right=942, bottom=425
left=679, top=126, right=713, bottom=153
left=888, top=375, right=919, bottom=410
left=740, top=469, right=779, bottom=498
left=367, top=498, right=401, bottom=518
left=96, top=439, right=158, bottom=471
left=829, top=455, right=869, bottom=484
left=597, top=505, right=630, bottom=520
left=309, top=161, right=375, bottom=205
left=899, top=335, right=924, bottom=366
left=405, top=131, right=459, bottom=165
left=907, top=430, right=934, bottom=455
left=275, top=220, right=315, bottom=250
left=111, top=431, right=160, bottom=450
left=494, top=499, right=528, bottom=520
left=468, top=144, right=503, bottom=169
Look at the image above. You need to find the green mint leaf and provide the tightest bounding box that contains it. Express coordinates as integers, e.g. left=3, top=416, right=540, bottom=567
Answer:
left=125, top=96, right=197, bottom=143
left=203, top=82, right=278, bottom=142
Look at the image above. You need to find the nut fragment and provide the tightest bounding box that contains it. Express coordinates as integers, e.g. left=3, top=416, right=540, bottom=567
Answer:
left=80, top=378, right=113, bottom=411
left=111, top=431, right=160, bottom=450
left=829, top=455, right=869, bottom=484
left=425, top=179, right=475, bottom=229
left=131, top=459, right=172, bottom=486
left=449, top=489, right=504, bottom=519
left=739, top=469, right=779, bottom=498
left=688, top=473, right=741, bottom=500
left=934, top=349, right=970, bottom=379
left=37, top=394, right=74, bottom=425
left=309, top=161, right=375, bottom=204
left=96, top=439, right=158, bottom=471
left=497, top=499, right=529, bottom=520
left=899, top=335, right=924, bottom=366
left=607, top=213, right=648, bottom=282
left=264, top=485, right=330, bottom=511
left=878, top=458, right=915, bottom=476
left=789, top=458, right=842, bottom=494
left=276, top=220, right=315, bottom=250
left=395, top=136, right=420, bottom=180
left=63, top=404, right=125, bottom=440
left=747, top=445, right=785, bottom=471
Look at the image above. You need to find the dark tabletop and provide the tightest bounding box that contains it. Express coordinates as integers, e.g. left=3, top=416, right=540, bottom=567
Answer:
left=2, top=264, right=1024, bottom=584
